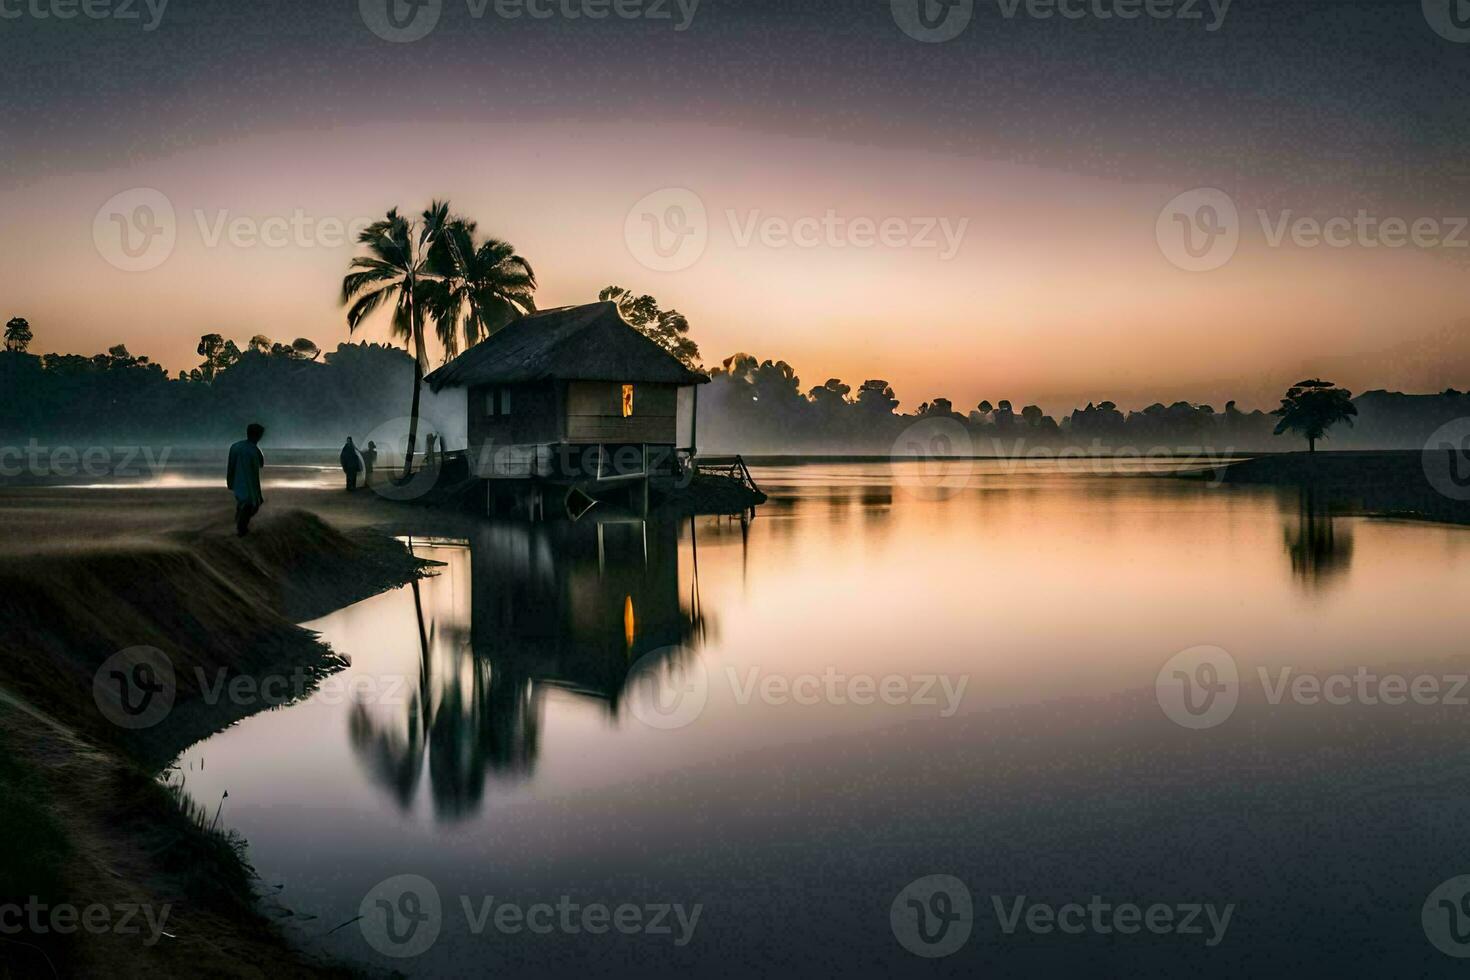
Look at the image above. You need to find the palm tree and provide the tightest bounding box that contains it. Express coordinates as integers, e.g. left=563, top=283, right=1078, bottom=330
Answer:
left=1271, top=378, right=1357, bottom=453
left=341, top=202, right=450, bottom=478
left=4, top=317, right=32, bottom=353
left=424, top=218, right=536, bottom=360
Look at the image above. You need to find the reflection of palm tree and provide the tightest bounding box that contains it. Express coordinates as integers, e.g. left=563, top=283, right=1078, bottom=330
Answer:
left=347, top=695, right=427, bottom=809
left=1284, top=489, right=1354, bottom=589
left=347, top=571, right=543, bottom=821
left=426, top=659, right=541, bottom=819
left=346, top=576, right=436, bottom=809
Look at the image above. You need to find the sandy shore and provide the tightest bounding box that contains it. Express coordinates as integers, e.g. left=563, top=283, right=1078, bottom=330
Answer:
left=0, top=484, right=442, bottom=552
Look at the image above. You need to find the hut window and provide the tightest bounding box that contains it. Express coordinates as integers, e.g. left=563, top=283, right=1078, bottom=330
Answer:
left=622, top=384, right=634, bottom=418
left=486, top=387, right=511, bottom=416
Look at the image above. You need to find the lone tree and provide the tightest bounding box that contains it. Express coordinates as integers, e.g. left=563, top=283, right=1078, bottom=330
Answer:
left=1271, top=378, right=1357, bottom=453
left=599, top=286, right=700, bottom=369
left=4, top=317, right=31, bottom=353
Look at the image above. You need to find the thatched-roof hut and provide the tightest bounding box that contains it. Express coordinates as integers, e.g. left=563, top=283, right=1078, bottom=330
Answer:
left=424, top=301, right=708, bottom=517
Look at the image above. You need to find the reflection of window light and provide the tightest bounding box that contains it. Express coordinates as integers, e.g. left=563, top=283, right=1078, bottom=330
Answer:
left=622, top=384, right=634, bottom=417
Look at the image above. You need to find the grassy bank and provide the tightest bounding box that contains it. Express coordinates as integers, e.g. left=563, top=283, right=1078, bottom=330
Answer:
left=0, top=507, right=428, bottom=976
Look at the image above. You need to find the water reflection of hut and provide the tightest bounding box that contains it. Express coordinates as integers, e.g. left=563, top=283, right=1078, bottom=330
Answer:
left=469, top=517, right=696, bottom=712
left=350, top=517, right=704, bottom=822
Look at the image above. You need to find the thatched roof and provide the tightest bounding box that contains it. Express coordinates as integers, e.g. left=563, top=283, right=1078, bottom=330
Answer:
left=424, top=302, right=707, bottom=391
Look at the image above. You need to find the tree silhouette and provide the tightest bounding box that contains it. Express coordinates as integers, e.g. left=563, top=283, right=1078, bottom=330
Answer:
left=426, top=218, right=537, bottom=359
left=599, top=286, right=700, bottom=368
left=1272, top=378, right=1357, bottom=452
left=195, top=333, right=241, bottom=382
left=4, top=317, right=31, bottom=353
left=341, top=202, right=451, bottom=478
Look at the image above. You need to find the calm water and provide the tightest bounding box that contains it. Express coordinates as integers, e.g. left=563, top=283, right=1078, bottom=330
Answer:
left=173, top=462, right=1470, bottom=977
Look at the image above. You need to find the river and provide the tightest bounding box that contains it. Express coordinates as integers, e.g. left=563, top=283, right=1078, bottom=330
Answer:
left=172, top=460, right=1470, bottom=977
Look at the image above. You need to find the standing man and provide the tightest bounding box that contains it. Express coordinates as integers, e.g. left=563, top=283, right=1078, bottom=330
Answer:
left=362, top=440, right=378, bottom=488
left=227, top=423, right=266, bottom=536
left=340, top=436, right=364, bottom=491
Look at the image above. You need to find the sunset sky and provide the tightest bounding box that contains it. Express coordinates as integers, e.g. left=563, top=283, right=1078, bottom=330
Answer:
left=3, top=0, right=1468, bottom=412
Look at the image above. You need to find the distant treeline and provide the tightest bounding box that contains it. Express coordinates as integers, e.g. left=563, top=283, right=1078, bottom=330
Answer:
left=697, top=354, right=1470, bottom=454
left=2, top=340, right=1467, bottom=453
left=0, top=338, right=462, bottom=448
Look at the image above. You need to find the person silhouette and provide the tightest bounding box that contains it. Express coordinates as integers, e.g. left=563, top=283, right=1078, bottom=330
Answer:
left=340, top=436, right=364, bottom=492
left=425, top=432, right=438, bottom=468
left=362, top=440, right=378, bottom=487
left=227, top=423, right=265, bottom=536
